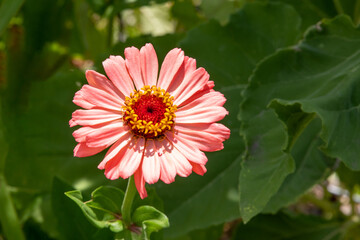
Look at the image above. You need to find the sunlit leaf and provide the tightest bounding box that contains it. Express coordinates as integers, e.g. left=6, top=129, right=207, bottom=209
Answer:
left=132, top=205, right=169, bottom=240
left=65, top=186, right=124, bottom=232
left=240, top=15, right=360, bottom=222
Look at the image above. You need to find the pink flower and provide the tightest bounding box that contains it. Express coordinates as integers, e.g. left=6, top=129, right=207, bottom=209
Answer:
left=70, top=43, right=230, bottom=198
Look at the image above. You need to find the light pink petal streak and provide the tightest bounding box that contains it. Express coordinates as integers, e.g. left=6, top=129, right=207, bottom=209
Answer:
left=73, top=91, right=96, bottom=109
left=70, top=109, right=121, bottom=127
left=103, top=57, right=134, bottom=97
left=172, top=68, right=210, bottom=106
left=174, top=123, right=230, bottom=152
left=98, top=131, right=133, bottom=169
left=77, top=85, right=124, bottom=111
left=175, top=106, right=228, bottom=124
left=167, top=56, right=196, bottom=95
left=106, top=137, right=145, bottom=180
left=74, top=143, right=106, bottom=157
left=134, top=167, right=147, bottom=199
left=125, top=47, right=144, bottom=90
left=142, top=139, right=160, bottom=184
left=157, top=48, right=184, bottom=91
left=85, top=70, right=124, bottom=100
left=154, top=140, right=177, bottom=184
left=166, top=145, right=192, bottom=177
left=86, top=121, right=128, bottom=148
left=164, top=132, right=208, bottom=165
left=178, top=91, right=226, bottom=112
left=140, top=43, right=158, bottom=86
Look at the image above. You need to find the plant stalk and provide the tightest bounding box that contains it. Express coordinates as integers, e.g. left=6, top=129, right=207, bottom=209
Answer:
left=121, top=176, right=136, bottom=227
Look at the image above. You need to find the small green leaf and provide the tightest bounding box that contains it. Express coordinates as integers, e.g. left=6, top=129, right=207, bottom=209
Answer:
left=65, top=186, right=125, bottom=233
left=52, top=178, right=113, bottom=240
left=132, top=205, right=169, bottom=240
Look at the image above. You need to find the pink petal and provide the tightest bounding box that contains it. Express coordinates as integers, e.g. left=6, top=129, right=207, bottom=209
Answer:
left=157, top=48, right=184, bottom=91
left=109, top=137, right=145, bottom=179
left=191, top=162, right=207, bottom=176
left=175, top=106, right=228, bottom=124
left=77, top=85, right=124, bottom=111
left=140, top=43, right=158, bottom=86
left=142, top=139, right=160, bottom=184
left=125, top=47, right=144, bottom=90
left=172, top=67, right=210, bottom=106
left=164, top=131, right=208, bottom=165
left=70, top=109, right=121, bottom=127
left=154, top=140, right=177, bottom=184
left=178, top=90, right=226, bottom=112
left=73, top=126, right=99, bottom=142
left=85, top=70, right=125, bottom=100
left=98, top=132, right=133, bottom=169
left=174, top=123, right=230, bottom=152
left=167, top=56, right=196, bottom=95
left=168, top=145, right=192, bottom=177
left=103, top=57, right=134, bottom=97
left=134, top=167, right=147, bottom=199
left=86, top=121, right=128, bottom=148
left=73, top=91, right=96, bottom=109
left=74, top=143, right=106, bottom=157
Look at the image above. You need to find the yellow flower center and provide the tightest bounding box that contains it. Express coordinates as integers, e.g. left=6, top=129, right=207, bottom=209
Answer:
left=122, top=85, right=177, bottom=139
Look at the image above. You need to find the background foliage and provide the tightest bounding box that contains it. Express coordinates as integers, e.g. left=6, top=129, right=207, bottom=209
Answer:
left=0, top=0, right=359, bottom=239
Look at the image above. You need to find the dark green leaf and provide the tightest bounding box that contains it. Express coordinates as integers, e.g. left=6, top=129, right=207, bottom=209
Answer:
left=264, top=118, right=334, bottom=213
left=239, top=15, right=360, bottom=222
left=233, top=212, right=343, bottom=240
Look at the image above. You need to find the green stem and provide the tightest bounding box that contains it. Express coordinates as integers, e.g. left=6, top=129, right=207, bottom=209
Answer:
left=333, top=0, right=344, bottom=14
left=121, top=176, right=136, bottom=227
left=0, top=99, right=24, bottom=240
left=0, top=174, right=25, bottom=240
left=123, top=229, right=132, bottom=240
left=354, top=0, right=360, bottom=25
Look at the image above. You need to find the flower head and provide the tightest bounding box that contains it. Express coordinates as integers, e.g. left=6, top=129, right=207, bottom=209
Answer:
left=70, top=43, right=230, bottom=198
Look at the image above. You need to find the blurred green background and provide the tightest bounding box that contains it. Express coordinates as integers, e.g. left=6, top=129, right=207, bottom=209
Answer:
left=1, top=0, right=360, bottom=239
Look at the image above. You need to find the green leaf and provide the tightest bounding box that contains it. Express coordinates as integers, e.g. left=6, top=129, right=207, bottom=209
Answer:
left=167, top=224, right=224, bottom=240
left=255, top=0, right=338, bottom=31
left=157, top=2, right=303, bottom=236
left=180, top=1, right=302, bottom=86
left=200, top=0, right=242, bottom=24
left=239, top=15, right=360, bottom=222
left=132, top=205, right=169, bottom=240
left=239, top=110, right=295, bottom=223
left=65, top=186, right=124, bottom=232
left=52, top=177, right=113, bottom=240
left=263, top=118, right=334, bottom=213
left=0, top=0, right=24, bottom=37
left=232, top=212, right=343, bottom=240
left=4, top=69, right=109, bottom=191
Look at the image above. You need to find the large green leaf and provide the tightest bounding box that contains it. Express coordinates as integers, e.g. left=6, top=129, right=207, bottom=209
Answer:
left=4, top=70, right=107, bottom=191
left=239, top=15, right=360, bottom=222
left=232, top=212, right=343, bottom=240
left=180, top=2, right=302, bottom=86
left=263, top=117, right=334, bottom=213
left=154, top=2, right=304, bottom=237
